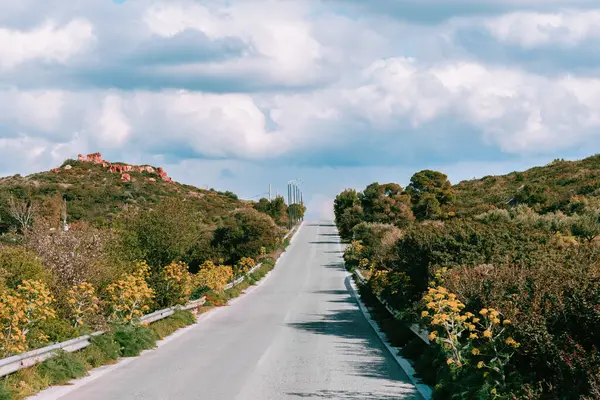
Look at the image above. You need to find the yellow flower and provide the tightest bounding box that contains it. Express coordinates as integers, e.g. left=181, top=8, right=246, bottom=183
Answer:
left=503, top=319, right=512, bottom=326
left=492, top=318, right=501, bottom=324
left=491, top=388, right=497, bottom=394
left=428, top=331, right=438, bottom=341
left=469, top=333, right=478, bottom=340
left=472, top=348, right=480, bottom=355
left=446, top=358, right=454, bottom=365
left=483, top=330, right=492, bottom=339
left=479, top=308, right=489, bottom=316
left=426, top=302, right=436, bottom=309
left=483, top=372, right=489, bottom=377
left=472, top=317, right=480, bottom=323
left=421, top=311, right=429, bottom=317
left=477, top=361, right=484, bottom=369
left=465, top=312, right=474, bottom=318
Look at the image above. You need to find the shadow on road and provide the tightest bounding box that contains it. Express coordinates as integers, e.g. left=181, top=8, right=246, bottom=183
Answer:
left=286, top=277, right=420, bottom=398
left=319, top=233, right=340, bottom=237
left=322, top=262, right=345, bottom=270
left=309, top=241, right=340, bottom=244
left=286, top=389, right=416, bottom=399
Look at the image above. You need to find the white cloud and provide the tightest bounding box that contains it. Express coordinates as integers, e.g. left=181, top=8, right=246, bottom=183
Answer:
left=95, top=94, right=131, bottom=147
left=0, top=19, right=94, bottom=70
left=347, top=57, right=600, bottom=154
left=456, top=9, right=600, bottom=47
left=144, top=1, right=323, bottom=84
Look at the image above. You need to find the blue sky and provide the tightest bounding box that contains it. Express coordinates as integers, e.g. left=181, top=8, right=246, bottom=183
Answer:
left=1, top=0, right=600, bottom=219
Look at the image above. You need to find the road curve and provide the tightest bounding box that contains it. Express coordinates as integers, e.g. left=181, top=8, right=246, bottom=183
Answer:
left=54, top=222, right=421, bottom=400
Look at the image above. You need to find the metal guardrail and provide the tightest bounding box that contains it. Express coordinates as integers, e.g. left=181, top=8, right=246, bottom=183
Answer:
left=354, top=270, right=430, bottom=344
left=0, top=297, right=207, bottom=378
left=139, top=297, right=207, bottom=324
left=0, top=331, right=103, bottom=378
left=0, top=226, right=302, bottom=378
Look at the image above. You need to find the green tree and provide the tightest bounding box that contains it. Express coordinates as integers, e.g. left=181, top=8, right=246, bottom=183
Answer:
left=359, top=183, right=414, bottom=227
left=337, top=204, right=364, bottom=240
left=414, top=193, right=442, bottom=220
left=254, top=196, right=288, bottom=226
left=212, top=208, right=281, bottom=264
left=407, top=170, right=454, bottom=219
left=571, top=212, right=600, bottom=242
left=334, top=189, right=360, bottom=225
left=117, top=198, right=202, bottom=270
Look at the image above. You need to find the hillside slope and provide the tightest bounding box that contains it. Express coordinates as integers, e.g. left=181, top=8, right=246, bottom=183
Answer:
left=452, top=154, right=600, bottom=215
left=0, top=153, right=244, bottom=229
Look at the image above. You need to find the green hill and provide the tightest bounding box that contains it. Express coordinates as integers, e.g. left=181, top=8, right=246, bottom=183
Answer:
left=0, top=153, right=245, bottom=230
left=452, top=154, right=600, bottom=216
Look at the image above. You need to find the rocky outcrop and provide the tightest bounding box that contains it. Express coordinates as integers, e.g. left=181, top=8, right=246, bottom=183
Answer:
left=78, top=152, right=104, bottom=164
left=69, top=152, right=173, bottom=184
left=137, top=166, right=155, bottom=174
left=157, top=167, right=172, bottom=183
left=109, top=164, right=133, bottom=174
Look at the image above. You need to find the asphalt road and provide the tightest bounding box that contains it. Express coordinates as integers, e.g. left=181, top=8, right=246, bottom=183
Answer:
left=56, top=222, right=421, bottom=400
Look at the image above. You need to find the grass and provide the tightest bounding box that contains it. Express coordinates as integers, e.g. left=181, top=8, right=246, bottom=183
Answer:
left=150, top=310, right=195, bottom=339
left=112, top=324, right=158, bottom=357
left=37, top=351, right=87, bottom=385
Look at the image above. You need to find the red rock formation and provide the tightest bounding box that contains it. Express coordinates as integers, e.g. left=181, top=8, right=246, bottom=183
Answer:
left=71, top=152, right=173, bottom=183
left=157, top=167, right=172, bottom=182
left=78, top=152, right=104, bottom=164
left=109, top=164, right=132, bottom=174
left=52, top=168, right=60, bottom=173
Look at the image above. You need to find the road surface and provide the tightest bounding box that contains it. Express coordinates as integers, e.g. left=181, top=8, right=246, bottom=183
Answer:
left=55, top=222, right=420, bottom=400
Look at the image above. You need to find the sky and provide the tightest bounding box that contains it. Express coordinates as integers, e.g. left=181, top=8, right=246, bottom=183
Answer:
left=1, top=0, right=600, bottom=220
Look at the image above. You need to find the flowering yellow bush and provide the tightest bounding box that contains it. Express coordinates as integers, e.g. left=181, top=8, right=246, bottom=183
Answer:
left=0, top=280, right=56, bottom=356
left=236, top=257, right=256, bottom=275
left=106, top=264, right=154, bottom=324
left=194, top=261, right=233, bottom=293
left=0, top=293, right=27, bottom=355
left=370, top=269, right=390, bottom=296
left=66, top=282, right=100, bottom=328
left=161, top=261, right=193, bottom=306
left=421, top=283, right=520, bottom=395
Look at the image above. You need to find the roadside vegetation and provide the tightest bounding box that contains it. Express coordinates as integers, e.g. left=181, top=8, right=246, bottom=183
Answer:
left=335, top=154, right=600, bottom=399
left=0, top=156, right=301, bottom=399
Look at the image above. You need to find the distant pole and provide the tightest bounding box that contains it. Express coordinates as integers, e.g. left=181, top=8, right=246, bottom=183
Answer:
left=287, top=182, right=292, bottom=229
left=269, top=184, right=272, bottom=201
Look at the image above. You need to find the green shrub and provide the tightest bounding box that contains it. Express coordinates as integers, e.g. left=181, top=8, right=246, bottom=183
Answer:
left=0, top=382, right=11, bottom=400
left=150, top=311, right=195, bottom=339
left=78, top=344, right=111, bottom=369
left=112, top=325, right=157, bottom=357
left=0, top=246, right=49, bottom=289
left=33, top=318, right=80, bottom=344
left=38, top=351, right=87, bottom=385
left=83, top=333, right=121, bottom=367
left=212, top=208, right=281, bottom=264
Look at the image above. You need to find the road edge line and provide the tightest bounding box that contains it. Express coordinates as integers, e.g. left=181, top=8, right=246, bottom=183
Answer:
left=346, top=274, right=433, bottom=400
